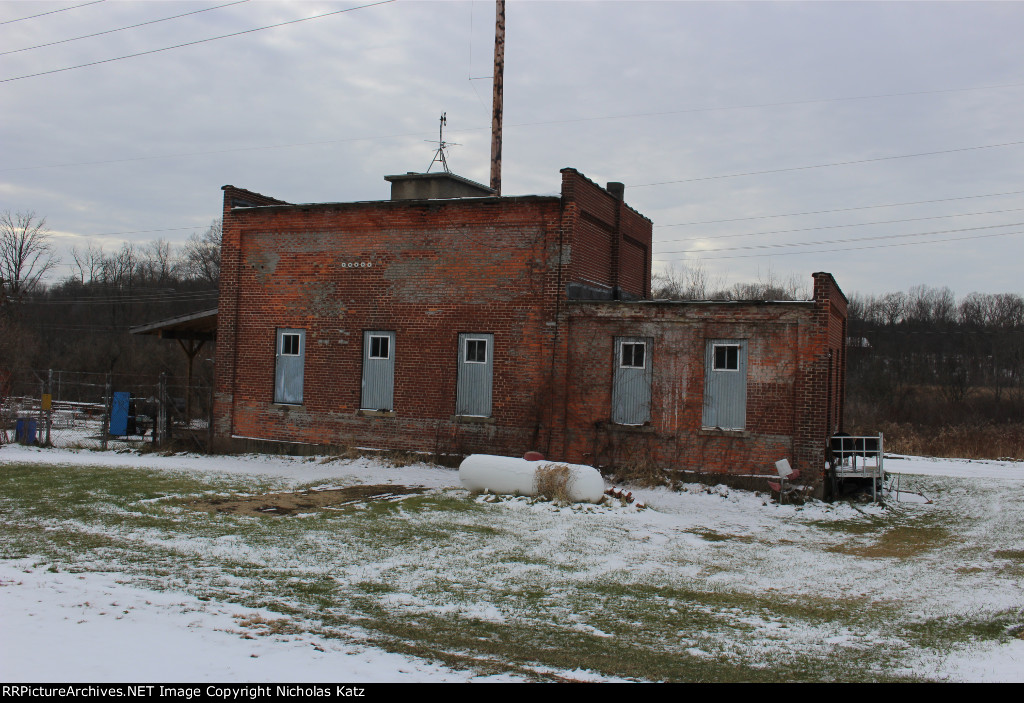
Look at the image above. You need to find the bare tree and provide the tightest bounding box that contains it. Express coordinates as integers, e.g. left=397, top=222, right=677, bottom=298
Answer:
left=181, top=219, right=221, bottom=285
left=0, top=210, right=57, bottom=302
left=138, top=238, right=178, bottom=284
left=70, top=243, right=105, bottom=284
left=651, top=260, right=723, bottom=300
left=100, top=242, right=138, bottom=288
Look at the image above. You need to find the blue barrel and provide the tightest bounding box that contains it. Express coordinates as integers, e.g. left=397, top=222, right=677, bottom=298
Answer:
left=15, top=417, right=37, bottom=445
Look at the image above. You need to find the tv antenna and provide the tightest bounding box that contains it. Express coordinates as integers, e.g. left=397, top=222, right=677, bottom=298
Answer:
left=426, top=112, right=460, bottom=173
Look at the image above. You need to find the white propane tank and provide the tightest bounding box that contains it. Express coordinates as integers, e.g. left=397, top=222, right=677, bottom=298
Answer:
left=459, top=454, right=606, bottom=503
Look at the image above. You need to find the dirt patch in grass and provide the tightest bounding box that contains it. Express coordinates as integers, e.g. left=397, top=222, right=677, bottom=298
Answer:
left=187, top=484, right=425, bottom=517
left=828, top=525, right=951, bottom=558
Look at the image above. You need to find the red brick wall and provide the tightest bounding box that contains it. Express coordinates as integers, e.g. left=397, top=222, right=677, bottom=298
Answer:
left=212, top=176, right=844, bottom=490
left=554, top=300, right=823, bottom=479
left=215, top=194, right=567, bottom=456
left=559, top=169, right=652, bottom=299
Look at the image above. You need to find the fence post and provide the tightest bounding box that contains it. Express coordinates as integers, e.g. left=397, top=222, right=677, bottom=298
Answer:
left=45, top=369, right=52, bottom=446
left=206, top=382, right=214, bottom=453
left=157, top=373, right=168, bottom=448
left=101, top=373, right=111, bottom=451
left=37, top=379, right=44, bottom=445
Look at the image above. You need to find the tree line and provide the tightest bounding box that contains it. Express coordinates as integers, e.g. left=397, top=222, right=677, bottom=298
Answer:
left=846, top=285, right=1024, bottom=430
left=1, top=211, right=221, bottom=383
left=4, top=211, right=1022, bottom=436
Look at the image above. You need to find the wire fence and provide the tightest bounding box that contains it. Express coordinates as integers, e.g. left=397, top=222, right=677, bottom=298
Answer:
left=0, top=369, right=213, bottom=452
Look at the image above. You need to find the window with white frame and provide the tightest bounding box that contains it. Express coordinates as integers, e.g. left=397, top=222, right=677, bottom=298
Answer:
left=620, top=341, right=646, bottom=369
left=713, top=343, right=740, bottom=371
left=465, top=337, right=488, bottom=364
left=369, top=334, right=390, bottom=360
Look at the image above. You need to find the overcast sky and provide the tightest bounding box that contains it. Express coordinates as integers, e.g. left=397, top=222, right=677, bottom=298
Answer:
left=2, top=0, right=1023, bottom=298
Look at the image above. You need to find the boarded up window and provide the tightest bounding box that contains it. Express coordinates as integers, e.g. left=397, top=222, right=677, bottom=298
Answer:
left=361, top=331, right=395, bottom=411
left=703, top=339, right=747, bottom=429
left=612, top=337, right=652, bottom=425
left=457, top=333, right=493, bottom=416
left=274, top=329, right=305, bottom=404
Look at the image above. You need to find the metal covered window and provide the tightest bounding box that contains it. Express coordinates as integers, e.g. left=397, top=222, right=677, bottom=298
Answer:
left=457, top=333, right=493, bottom=416
left=274, top=328, right=305, bottom=405
left=361, top=331, right=395, bottom=411
left=612, top=337, right=652, bottom=425
left=703, top=339, right=747, bottom=429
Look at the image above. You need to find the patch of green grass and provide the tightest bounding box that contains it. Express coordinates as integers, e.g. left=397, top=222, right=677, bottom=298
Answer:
left=903, top=609, right=1024, bottom=649
left=356, top=581, right=396, bottom=594
left=993, top=549, right=1024, bottom=561
left=807, top=517, right=887, bottom=535
left=689, top=528, right=753, bottom=543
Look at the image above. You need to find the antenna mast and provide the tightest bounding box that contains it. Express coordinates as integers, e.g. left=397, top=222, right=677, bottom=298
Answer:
left=489, top=0, right=505, bottom=195
left=426, top=112, right=459, bottom=173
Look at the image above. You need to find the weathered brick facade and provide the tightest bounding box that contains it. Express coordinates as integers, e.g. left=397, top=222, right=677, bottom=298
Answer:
left=213, top=168, right=846, bottom=489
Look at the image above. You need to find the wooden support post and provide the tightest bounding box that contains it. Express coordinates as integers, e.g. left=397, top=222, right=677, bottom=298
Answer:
left=157, top=373, right=168, bottom=447
left=177, top=338, right=205, bottom=429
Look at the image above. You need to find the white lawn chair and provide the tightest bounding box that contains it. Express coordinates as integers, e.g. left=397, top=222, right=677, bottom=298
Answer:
left=767, top=458, right=802, bottom=504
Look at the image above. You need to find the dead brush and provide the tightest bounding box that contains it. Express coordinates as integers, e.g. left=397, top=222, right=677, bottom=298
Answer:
left=874, top=422, right=1024, bottom=461
left=533, top=463, right=576, bottom=504
left=232, top=613, right=300, bottom=636
left=613, top=456, right=669, bottom=487
left=380, top=450, right=422, bottom=468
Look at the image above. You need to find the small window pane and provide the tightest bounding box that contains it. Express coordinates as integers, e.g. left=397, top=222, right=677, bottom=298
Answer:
left=370, top=335, right=389, bottom=359
left=620, top=342, right=645, bottom=369
left=281, top=334, right=300, bottom=356
left=714, top=345, right=739, bottom=370
left=466, top=339, right=487, bottom=363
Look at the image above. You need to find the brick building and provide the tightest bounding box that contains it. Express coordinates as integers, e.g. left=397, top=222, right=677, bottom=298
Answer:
left=212, top=168, right=846, bottom=489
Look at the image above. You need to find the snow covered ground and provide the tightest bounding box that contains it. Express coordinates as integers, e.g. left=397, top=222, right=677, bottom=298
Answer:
left=1, top=444, right=1022, bottom=682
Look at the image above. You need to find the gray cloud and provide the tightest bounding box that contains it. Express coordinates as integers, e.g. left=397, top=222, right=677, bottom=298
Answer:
left=2, top=0, right=1023, bottom=297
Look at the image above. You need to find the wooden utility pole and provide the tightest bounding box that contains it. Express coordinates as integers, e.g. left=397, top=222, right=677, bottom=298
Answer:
left=489, top=0, right=505, bottom=195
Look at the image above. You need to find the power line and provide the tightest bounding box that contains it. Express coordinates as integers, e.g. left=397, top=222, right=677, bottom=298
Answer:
left=40, top=195, right=1024, bottom=254
left=5, top=83, right=1024, bottom=173
left=633, top=139, right=1024, bottom=188
left=0, top=130, right=424, bottom=173
left=26, top=291, right=218, bottom=305
left=0, top=0, right=397, bottom=84
left=654, top=228, right=1024, bottom=261
left=59, top=226, right=209, bottom=238
left=508, top=81, right=1024, bottom=129
left=658, top=221, right=1024, bottom=255
left=0, top=0, right=105, bottom=26
left=0, top=1, right=251, bottom=57
left=655, top=207, right=1024, bottom=245
left=655, top=189, right=1024, bottom=228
